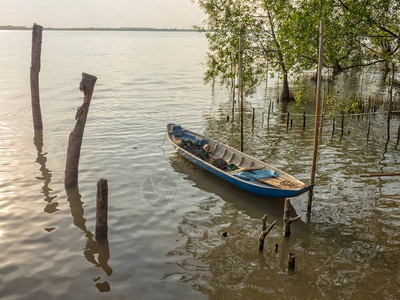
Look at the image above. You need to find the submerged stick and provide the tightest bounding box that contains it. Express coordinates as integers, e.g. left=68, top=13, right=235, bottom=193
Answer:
left=30, top=24, right=43, bottom=130
left=96, top=179, right=108, bottom=240
left=258, top=215, right=277, bottom=251
left=360, top=172, right=400, bottom=177
left=64, top=73, right=97, bottom=188
left=283, top=198, right=301, bottom=237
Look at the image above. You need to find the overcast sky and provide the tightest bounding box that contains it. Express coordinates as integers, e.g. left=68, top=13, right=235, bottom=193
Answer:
left=0, top=0, right=206, bottom=28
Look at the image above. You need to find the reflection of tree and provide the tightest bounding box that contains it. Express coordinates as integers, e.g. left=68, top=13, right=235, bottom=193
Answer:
left=33, top=129, right=58, bottom=214
left=66, top=186, right=112, bottom=292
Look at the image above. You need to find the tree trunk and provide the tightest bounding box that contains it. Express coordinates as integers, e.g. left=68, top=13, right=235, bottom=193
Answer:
left=280, top=72, right=290, bottom=101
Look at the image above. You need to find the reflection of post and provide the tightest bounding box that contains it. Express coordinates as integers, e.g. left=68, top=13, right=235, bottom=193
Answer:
left=66, top=186, right=113, bottom=281
left=30, top=24, right=43, bottom=130
left=65, top=73, right=97, bottom=188
left=96, top=179, right=108, bottom=240
left=387, top=63, right=394, bottom=141
left=34, top=130, right=58, bottom=213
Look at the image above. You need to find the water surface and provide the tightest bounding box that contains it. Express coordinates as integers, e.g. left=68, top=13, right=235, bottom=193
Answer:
left=0, top=30, right=399, bottom=299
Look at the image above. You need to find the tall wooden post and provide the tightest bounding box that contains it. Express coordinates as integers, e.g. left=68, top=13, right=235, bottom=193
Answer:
left=96, top=179, right=108, bottom=240
left=30, top=24, right=43, bottom=130
left=65, top=73, right=97, bottom=188
left=239, top=35, right=244, bottom=152
left=308, top=21, right=324, bottom=212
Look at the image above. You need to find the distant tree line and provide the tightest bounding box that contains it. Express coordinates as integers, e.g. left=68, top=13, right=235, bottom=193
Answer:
left=195, top=0, right=400, bottom=101
left=0, top=25, right=196, bottom=32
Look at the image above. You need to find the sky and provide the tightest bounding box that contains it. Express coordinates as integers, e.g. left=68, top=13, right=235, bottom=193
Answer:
left=0, top=0, right=206, bottom=29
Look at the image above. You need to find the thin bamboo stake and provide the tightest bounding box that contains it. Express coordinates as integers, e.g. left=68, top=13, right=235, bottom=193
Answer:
left=267, top=100, right=272, bottom=129
left=308, top=21, right=324, bottom=212
left=252, top=107, right=255, bottom=131
left=232, top=75, right=235, bottom=123
left=30, top=24, right=43, bottom=130
left=239, top=35, right=244, bottom=152
left=286, top=112, right=290, bottom=128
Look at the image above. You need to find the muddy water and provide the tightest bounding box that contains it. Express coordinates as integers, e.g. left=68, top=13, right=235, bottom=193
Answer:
left=0, top=30, right=399, bottom=299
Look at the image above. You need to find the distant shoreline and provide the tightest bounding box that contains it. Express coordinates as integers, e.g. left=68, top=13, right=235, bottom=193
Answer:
left=0, top=25, right=197, bottom=32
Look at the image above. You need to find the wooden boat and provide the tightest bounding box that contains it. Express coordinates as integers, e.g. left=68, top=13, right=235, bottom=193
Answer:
left=167, top=124, right=313, bottom=198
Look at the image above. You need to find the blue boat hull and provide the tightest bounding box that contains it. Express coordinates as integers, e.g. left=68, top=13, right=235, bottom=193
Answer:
left=170, top=134, right=313, bottom=198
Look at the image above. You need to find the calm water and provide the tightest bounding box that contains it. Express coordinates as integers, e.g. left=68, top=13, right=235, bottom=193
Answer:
left=0, top=30, right=399, bottom=299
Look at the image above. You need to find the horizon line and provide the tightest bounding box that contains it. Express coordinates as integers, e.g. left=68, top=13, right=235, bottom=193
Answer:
left=0, top=25, right=198, bottom=32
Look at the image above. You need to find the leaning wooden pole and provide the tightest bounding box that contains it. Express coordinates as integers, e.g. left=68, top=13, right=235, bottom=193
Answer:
left=64, top=73, right=97, bottom=188
left=30, top=24, right=43, bottom=130
left=96, top=179, right=108, bottom=240
left=239, top=35, right=244, bottom=152
left=308, top=21, right=324, bottom=212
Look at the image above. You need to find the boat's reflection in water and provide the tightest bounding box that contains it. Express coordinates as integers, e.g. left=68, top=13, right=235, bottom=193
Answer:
left=168, top=152, right=306, bottom=226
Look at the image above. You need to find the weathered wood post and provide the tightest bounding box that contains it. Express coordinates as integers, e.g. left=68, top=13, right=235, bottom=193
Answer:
left=308, top=20, right=324, bottom=212
left=258, top=214, right=277, bottom=251
left=64, top=73, right=97, bottom=188
left=283, top=198, right=301, bottom=237
left=387, top=63, right=395, bottom=141
left=30, top=24, right=43, bottom=130
left=96, top=179, right=108, bottom=240
left=303, top=112, right=306, bottom=129
left=395, top=125, right=400, bottom=149
left=367, top=121, right=371, bottom=143
left=239, top=35, right=244, bottom=152
left=332, top=117, right=335, bottom=136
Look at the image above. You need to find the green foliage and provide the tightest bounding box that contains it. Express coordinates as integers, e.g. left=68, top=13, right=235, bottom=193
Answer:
left=294, top=89, right=307, bottom=106
left=195, top=0, right=400, bottom=101
left=324, top=94, right=363, bottom=116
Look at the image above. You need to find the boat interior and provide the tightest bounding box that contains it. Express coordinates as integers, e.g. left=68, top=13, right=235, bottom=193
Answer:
left=169, top=124, right=306, bottom=190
